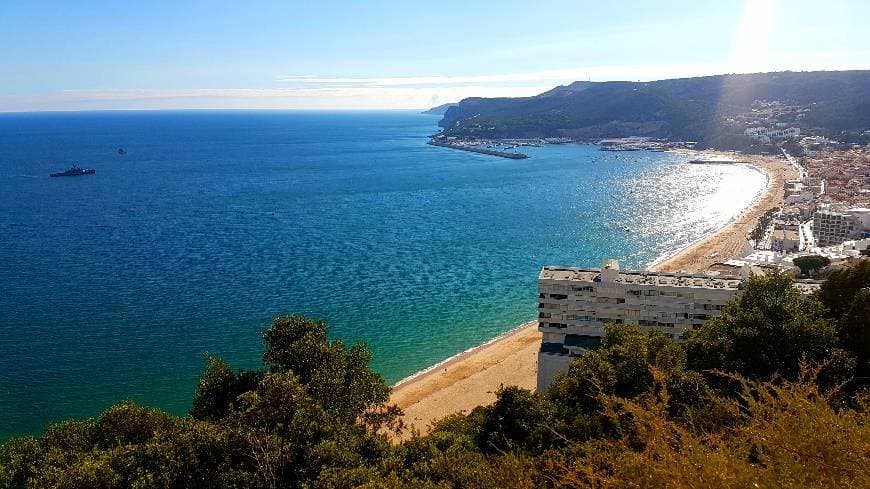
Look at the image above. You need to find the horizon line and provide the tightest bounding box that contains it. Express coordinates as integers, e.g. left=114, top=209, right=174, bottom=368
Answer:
left=4, top=68, right=869, bottom=113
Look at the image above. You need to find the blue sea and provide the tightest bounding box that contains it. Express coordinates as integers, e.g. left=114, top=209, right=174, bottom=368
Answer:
left=0, top=111, right=766, bottom=439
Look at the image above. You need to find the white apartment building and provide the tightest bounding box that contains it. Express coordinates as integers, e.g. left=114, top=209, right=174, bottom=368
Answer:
left=537, top=260, right=743, bottom=391
left=744, top=126, right=801, bottom=144
left=812, top=207, right=861, bottom=247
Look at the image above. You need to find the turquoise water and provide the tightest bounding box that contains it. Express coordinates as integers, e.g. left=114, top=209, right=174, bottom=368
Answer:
left=0, top=111, right=766, bottom=438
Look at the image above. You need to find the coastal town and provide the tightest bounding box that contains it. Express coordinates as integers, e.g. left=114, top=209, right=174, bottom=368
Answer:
left=398, top=97, right=870, bottom=433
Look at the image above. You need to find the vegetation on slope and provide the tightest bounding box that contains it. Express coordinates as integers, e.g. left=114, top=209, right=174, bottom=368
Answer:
left=2, top=267, right=869, bottom=488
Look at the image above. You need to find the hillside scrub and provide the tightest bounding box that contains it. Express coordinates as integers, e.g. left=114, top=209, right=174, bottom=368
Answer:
left=2, top=268, right=869, bottom=488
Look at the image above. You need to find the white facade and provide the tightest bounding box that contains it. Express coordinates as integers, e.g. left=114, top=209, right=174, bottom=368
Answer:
left=812, top=208, right=861, bottom=247
left=785, top=191, right=814, bottom=204
left=744, top=126, right=801, bottom=143
left=847, top=207, right=870, bottom=235
left=772, top=229, right=800, bottom=252
left=536, top=260, right=742, bottom=391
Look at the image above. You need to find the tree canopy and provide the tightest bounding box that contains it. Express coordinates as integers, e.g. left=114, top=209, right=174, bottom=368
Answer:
left=683, top=272, right=842, bottom=380
left=792, top=255, right=831, bottom=276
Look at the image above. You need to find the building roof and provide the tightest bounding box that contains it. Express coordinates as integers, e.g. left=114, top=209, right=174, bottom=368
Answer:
left=772, top=229, right=799, bottom=240
left=539, top=266, right=742, bottom=290
left=794, top=280, right=823, bottom=294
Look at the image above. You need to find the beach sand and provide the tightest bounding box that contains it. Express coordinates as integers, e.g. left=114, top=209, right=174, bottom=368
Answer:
left=389, top=321, right=540, bottom=440
left=389, top=151, right=797, bottom=439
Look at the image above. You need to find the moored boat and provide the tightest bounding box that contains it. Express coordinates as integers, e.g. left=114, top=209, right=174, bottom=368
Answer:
left=689, top=156, right=737, bottom=164
left=50, top=165, right=96, bottom=177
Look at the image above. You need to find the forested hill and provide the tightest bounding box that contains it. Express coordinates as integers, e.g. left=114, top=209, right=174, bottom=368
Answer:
left=437, top=71, right=870, bottom=147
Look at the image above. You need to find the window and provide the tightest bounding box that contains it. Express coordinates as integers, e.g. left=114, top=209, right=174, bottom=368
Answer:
left=540, top=342, right=568, bottom=354
left=567, top=314, right=595, bottom=321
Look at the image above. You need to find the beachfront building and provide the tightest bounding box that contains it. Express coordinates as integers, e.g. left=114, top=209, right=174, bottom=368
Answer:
left=536, top=259, right=743, bottom=391
left=744, top=126, right=801, bottom=144
left=811, top=206, right=867, bottom=247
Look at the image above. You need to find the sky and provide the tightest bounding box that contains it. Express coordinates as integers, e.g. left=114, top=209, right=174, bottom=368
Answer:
left=1, top=0, right=869, bottom=112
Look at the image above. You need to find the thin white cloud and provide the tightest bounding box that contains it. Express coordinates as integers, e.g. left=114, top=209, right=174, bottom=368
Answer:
left=0, top=85, right=551, bottom=112
left=3, top=57, right=869, bottom=112
left=280, top=57, right=870, bottom=88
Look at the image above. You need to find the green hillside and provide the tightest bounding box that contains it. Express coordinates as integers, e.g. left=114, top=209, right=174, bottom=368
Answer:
left=438, top=71, right=870, bottom=148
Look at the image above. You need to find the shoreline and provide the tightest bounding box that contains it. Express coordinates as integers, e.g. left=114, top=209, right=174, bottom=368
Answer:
left=645, top=154, right=771, bottom=272
left=389, top=320, right=540, bottom=439
left=389, top=148, right=797, bottom=438
left=392, top=320, right=537, bottom=389
left=649, top=149, right=794, bottom=273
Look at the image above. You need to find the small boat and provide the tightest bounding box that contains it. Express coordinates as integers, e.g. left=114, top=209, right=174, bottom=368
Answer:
left=117, top=148, right=127, bottom=155
left=50, top=164, right=95, bottom=177
left=689, top=157, right=735, bottom=164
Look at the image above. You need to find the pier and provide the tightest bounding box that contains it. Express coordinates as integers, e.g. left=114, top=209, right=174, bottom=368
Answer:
left=427, top=140, right=529, bottom=159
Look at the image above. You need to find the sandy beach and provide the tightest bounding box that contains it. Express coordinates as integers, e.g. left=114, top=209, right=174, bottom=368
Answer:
left=650, top=150, right=797, bottom=273
left=389, top=151, right=797, bottom=438
left=390, top=321, right=540, bottom=439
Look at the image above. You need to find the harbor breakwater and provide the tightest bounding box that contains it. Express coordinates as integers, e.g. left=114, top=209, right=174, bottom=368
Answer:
left=427, top=139, right=529, bottom=159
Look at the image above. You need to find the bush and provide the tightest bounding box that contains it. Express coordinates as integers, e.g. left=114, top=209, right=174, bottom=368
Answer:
left=793, top=255, right=831, bottom=276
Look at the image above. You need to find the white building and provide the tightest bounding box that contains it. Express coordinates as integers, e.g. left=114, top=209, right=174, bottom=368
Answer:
left=536, top=260, right=743, bottom=391
left=785, top=190, right=815, bottom=204
left=812, top=206, right=864, bottom=247
left=772, top=229, right=800, bottom=252
left=744, top=126, right=801, bottom=144
left=847, top=207, right=870, bottom=236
